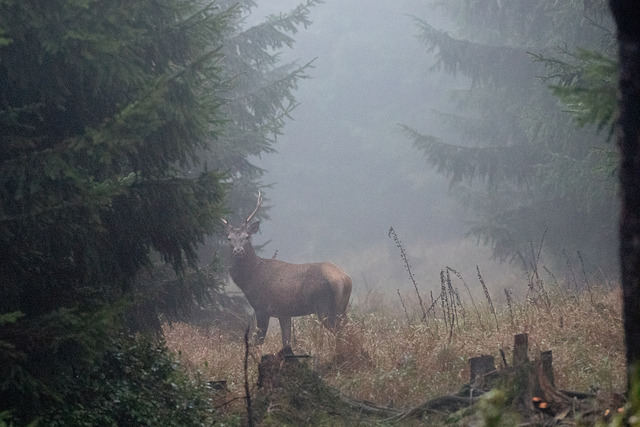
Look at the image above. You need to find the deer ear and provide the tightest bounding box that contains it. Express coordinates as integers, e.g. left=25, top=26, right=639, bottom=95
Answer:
left=248, top=221, right=260, bottom=235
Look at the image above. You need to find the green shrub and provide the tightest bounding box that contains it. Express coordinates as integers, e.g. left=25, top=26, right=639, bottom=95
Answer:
left=41, top=333, right=215, bottom=427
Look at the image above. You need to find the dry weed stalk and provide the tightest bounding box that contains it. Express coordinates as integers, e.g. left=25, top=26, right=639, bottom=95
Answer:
left=517, top=247, right=550, bottom=310
left=389, top=227, right=428, bottom=321
left=577, top=250, right=595, bottom=305
left=243, top=326, right=254, bottom=427
left=563, top=248, right=580, bottom=293
left=543, top=265, right=565, bottom=300
left=476, top=265, right=499, bottom=332
left=430, top=290, right=439, bottom=335
left=529, top=239, right=551, bottom=309
left=397, top=289, right=411, bottom=324
left=504, top=288, right=515, bottom=329
left=444, top=269, right=463, bottom=339
left=446, top=270, right=455, bottom=339
left=447, top=266, right=479, bottom=325
left=439, top=270, right=449, bottom=334
left=430, top=290, right=437, bottom=320
left=451, top=285, right=465, bottom=325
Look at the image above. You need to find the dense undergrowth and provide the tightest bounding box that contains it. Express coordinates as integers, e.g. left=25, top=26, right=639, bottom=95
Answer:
left=0, top=332, right=219, bottom=426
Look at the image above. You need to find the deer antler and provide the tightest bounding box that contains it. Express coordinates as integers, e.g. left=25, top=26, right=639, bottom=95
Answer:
left=221, top=191, right=262, bottom=225
left=245, top=190, right=262, bottom=223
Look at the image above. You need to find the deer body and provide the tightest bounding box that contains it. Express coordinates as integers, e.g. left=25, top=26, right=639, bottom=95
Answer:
left=224, top=194, right=352, bottom=346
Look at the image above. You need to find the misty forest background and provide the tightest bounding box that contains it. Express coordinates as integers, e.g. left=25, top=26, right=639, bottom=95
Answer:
left=0, top=0, right=617, bottom=425
left=253, top=0, right=616, bottom=294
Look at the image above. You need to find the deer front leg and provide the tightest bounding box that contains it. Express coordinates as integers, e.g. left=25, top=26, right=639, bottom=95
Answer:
left=255, top=312, right=269, bottom=344
left=278, top=317, right=292, bottom=348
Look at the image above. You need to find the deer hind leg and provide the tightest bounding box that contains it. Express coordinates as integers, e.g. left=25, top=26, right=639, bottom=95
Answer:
left=320, top=315, right=337, bottom=332
left=315, top=284, right=341, bottom=332
left=319, top=278, right=351, bottom=332
left=317, top=304, right=338, bottom=332
left=255, top=312, right=270, bottom=345
left=335, top=276, right=352, bottom=330
left=278, top=317, right=292, bottom=348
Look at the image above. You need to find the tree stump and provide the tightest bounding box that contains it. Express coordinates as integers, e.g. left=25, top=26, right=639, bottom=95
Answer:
left=257, top=346, right=296, bottom=392
left=513, top=333, right=529, bottom=365
left=540, top=350, right=554, bottom=387
left=469, top=355, right=496, bottom=383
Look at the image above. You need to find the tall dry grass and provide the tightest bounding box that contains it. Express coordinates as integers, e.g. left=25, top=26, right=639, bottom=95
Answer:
left=163, top=281, right=624, bottom=414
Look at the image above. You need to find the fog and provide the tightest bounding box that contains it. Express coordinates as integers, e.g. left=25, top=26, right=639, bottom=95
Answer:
left=248, top=1, right=519, bottom=300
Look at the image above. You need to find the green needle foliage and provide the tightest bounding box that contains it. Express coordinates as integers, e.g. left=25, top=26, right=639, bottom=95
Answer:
left=405, top=0, right=617, bottom=273
left=202, top=0, right=320, bottom=220
left=0, top=0, right=230, bottom=423
left=0, top=0, right=320, bottom=422
left=134, top=1, right=321, bottom=330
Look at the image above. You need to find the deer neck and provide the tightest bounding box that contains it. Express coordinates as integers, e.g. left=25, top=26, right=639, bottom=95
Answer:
left=229, top=244, right=263, bottom=289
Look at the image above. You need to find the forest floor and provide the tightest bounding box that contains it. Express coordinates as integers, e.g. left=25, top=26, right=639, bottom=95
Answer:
left=164, top=278, right=625, bottom=425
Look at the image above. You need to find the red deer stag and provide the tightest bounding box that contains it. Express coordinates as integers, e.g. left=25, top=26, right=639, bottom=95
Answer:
left=222, top=192, right=352, bottom=346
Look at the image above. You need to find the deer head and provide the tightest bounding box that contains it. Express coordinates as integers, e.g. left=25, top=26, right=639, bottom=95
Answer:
left=221, top=191, right=262, bottom=258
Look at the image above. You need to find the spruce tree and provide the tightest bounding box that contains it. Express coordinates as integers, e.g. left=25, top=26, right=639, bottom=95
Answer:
left=0, top=0, right=228, bottom=421
left=206, top=0, right=319, bottom=219
left=404, top=1, right=617, bottom=273
left=144, top=1, right=320, bottom=328
left=0, top=0, right=319, bottom=421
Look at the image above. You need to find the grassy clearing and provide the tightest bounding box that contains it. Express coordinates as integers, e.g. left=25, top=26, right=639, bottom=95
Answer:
left=163, top=279, right=624, bottom=422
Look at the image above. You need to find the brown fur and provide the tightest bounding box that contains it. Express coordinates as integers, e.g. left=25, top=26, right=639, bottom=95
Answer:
left=226, top=221, right=352, bottom=346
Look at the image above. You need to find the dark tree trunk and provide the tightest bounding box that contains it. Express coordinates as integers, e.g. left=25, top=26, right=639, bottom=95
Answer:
left=609, top=0, right=640, bottom=384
